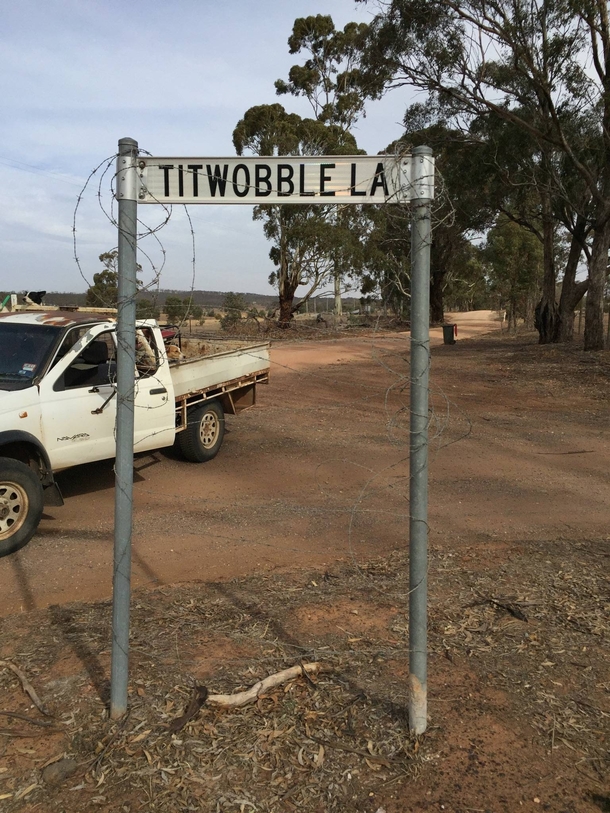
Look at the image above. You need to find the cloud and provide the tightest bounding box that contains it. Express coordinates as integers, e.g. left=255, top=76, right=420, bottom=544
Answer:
left=0, top=0, right=412, bottom=294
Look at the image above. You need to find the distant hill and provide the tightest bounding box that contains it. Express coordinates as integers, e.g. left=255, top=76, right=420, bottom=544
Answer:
left=0, top=289, right=275, bottom=310
left=3, top=289, right=359, bottom=311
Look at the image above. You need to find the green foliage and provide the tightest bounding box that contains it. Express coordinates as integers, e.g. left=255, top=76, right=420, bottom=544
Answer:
left=234, top=14, right=373, bottom=326
left=164, top=296, right=184, bottom=323
left=275, top=15, right=369, bottom=131
left=164, top=296, right=203, bottom=324
left=223, top=292, right=246, bottom=313
left=357, top=0, right=610, bottom=346
left=233, top=103, right=360, bottom=158
left=86, top=269, right=118, bottom=308
left=190, top=304, right=203, bottom=321
left=220, top=292, right=246, bottom=330
left=135, top=299, right=160, bottom=320
left=86, top=252, right=120, bottom=307
left=484, top=215, right=543, bottom=326
left=86, top=250, right=142, bottom=308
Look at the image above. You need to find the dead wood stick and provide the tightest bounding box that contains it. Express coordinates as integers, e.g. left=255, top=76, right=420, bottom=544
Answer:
left=306, top=733, right=392, bottom=767
left=207, top=662, right=324, bottom=708
left=533, top=450, right=593, bottom=455
left=0, top=660, right=51, bottom=716
left=0, top=711, right=55, bottom=727
left=0, top=729, right=44, bottom=738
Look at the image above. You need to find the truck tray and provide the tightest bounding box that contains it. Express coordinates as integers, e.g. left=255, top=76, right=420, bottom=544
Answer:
left=169, top=342, right=270, bottom=399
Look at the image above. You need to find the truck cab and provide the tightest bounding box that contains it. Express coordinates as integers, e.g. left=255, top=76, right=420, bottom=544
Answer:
left=0, top=309, right=269, bottom=558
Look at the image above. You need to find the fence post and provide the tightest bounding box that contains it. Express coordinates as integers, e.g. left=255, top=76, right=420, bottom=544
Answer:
left=110, top=137, right=139, bottom=719
left=409, top=145, right=433, bottom=735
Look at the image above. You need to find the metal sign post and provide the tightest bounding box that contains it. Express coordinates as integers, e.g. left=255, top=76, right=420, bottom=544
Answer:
left=108, top=140, right=434, bottom=728
left=110, top=137, right=139, bottom=720
left=408, top=145, right=433, bottom=734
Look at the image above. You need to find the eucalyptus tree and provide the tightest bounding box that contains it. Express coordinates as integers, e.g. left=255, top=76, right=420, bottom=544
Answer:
left=275, top=14, right=369, bottom=131
left=357, top=0, right=610, bottom=350
left=469, top=109, right=595, bottom=341
left=359, top=117, right=493, bottom=323
left=233, top=103, right=362, bottom=325
left=276, top=15, right=370, bottom=315
left=484, top=215, right=544, bottom=329
left=86, top=250, right=142, bottom=308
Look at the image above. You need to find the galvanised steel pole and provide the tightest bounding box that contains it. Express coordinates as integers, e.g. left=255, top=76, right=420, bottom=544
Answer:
left=408, top=145, right=433, bottom=735
left=110, top=137, right=139, bottom=719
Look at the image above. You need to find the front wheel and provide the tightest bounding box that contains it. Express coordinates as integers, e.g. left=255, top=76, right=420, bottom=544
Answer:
left=178, top=400, right=225, bottom=463
left=0, top=458, right=44, bottom=558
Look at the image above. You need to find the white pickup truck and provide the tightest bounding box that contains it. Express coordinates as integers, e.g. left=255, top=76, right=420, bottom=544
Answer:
left=0, top=310, right=270, bottom=557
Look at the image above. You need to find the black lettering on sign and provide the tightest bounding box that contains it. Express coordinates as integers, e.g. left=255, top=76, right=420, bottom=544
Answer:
left=188, top=164, right=203, bottom=197
left=320, top=163, right=336, bottom=196
left=299, top=164, right=314, bottom=196
left=350, top=163, right=366, bottom=196
left=178, top=164, right=184, bottom=197
left=370, top=162, right=389, bottom=197
left=277, top=164, right=294, bottom=196
left=232, top=164, right=250, bottom=198
left=160, top=165, right=174, bottom=197
left=255, top=164, right=272, bottom=197
left=206, top=164, right=229, bottom=197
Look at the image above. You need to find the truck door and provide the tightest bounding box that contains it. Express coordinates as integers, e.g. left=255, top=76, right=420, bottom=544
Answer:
left=132, top=325, right=175, bottom=452
left=39, top=325, right=119, bottom=470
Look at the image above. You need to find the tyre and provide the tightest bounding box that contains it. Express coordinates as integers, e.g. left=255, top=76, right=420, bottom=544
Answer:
left=178, top=400, right=225, bottom=463
left=0, top=457, right=44, bottom=558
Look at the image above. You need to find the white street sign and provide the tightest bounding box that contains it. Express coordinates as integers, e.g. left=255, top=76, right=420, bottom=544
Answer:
left=134, top=154, right=434, bottom=205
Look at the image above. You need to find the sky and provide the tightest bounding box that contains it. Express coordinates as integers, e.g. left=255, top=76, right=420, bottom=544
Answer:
left=0, top=0, right=413, bottom=297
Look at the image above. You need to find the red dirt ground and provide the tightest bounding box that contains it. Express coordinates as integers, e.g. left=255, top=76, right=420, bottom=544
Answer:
left=0, top=313, right=608, bottom=812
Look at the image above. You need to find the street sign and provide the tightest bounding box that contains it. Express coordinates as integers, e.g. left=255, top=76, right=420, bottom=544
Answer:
left=135, top=154, right=434, bottom=205
left=112, top=139, right=434, bottom=735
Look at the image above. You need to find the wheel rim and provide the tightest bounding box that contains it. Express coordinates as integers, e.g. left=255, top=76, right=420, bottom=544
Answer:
left=0, top=481, right=29, bottom=541
left=199, top=411, right=220, bottom=448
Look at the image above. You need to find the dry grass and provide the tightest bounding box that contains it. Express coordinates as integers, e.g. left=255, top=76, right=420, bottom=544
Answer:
left=0, top=534, right=608, bottom=811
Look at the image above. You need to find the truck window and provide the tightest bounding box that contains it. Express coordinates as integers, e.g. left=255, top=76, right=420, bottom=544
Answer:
left=60, top=331, right=117, bottom=389
left=135, top=328, right=160, bottom=378
left=0, top=322, right=60, bottom=391
left=50, top=326, right=90, bottom=368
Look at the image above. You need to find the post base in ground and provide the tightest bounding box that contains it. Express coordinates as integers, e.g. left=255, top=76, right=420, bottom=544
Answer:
left=408, top=674, right=427, bottom=734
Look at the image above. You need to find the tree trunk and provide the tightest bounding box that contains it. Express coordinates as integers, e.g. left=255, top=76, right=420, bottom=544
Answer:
left=430, top=269, right=444, bottom=323
left=278, top=295, right=295, bottom=326
left=524, top=294, right=536, bottom=329
left=584, top=213, right=610, bottom=350
left=277, top=209, right=295, bottom=328
left=557, top=218, right=587, bottom=343
left=334, top=268, right=342, bottom=316
left=536, top=188, right=559, bottom=343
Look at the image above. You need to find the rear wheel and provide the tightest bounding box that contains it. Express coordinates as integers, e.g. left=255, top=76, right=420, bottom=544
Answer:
left=178, top=400, right=225, bottom=462
left=0, top=458, right=44, bottom=557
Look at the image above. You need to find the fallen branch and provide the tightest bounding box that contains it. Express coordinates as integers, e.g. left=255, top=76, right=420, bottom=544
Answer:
left=167, top=687, right=208, bottom=734
left=0, top=711, right=56, bottom=727
left=207, top=662, right=324, bottom=708
left=467, top=596, right=528, bottom=622
left=533, top=450, right=593, bottom=455
left=0, top=727, right=61, bottom=737
left=0, top=660, right=51, bottom=716
left=307, top=733, right=392, bottom=767
left=167, top=663, right=325, bottom=733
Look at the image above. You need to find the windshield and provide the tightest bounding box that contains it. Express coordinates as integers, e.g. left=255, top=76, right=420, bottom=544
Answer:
left=0, top=323, right=61, bottom=390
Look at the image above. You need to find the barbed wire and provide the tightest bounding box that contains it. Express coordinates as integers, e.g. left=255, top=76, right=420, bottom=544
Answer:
left=63, top=141, right=472, bottom=615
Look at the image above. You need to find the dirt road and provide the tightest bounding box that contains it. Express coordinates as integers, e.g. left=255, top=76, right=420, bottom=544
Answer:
left=1, top=312, right=608, bottom=616
left=1, top=314, right=609, bottom=813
